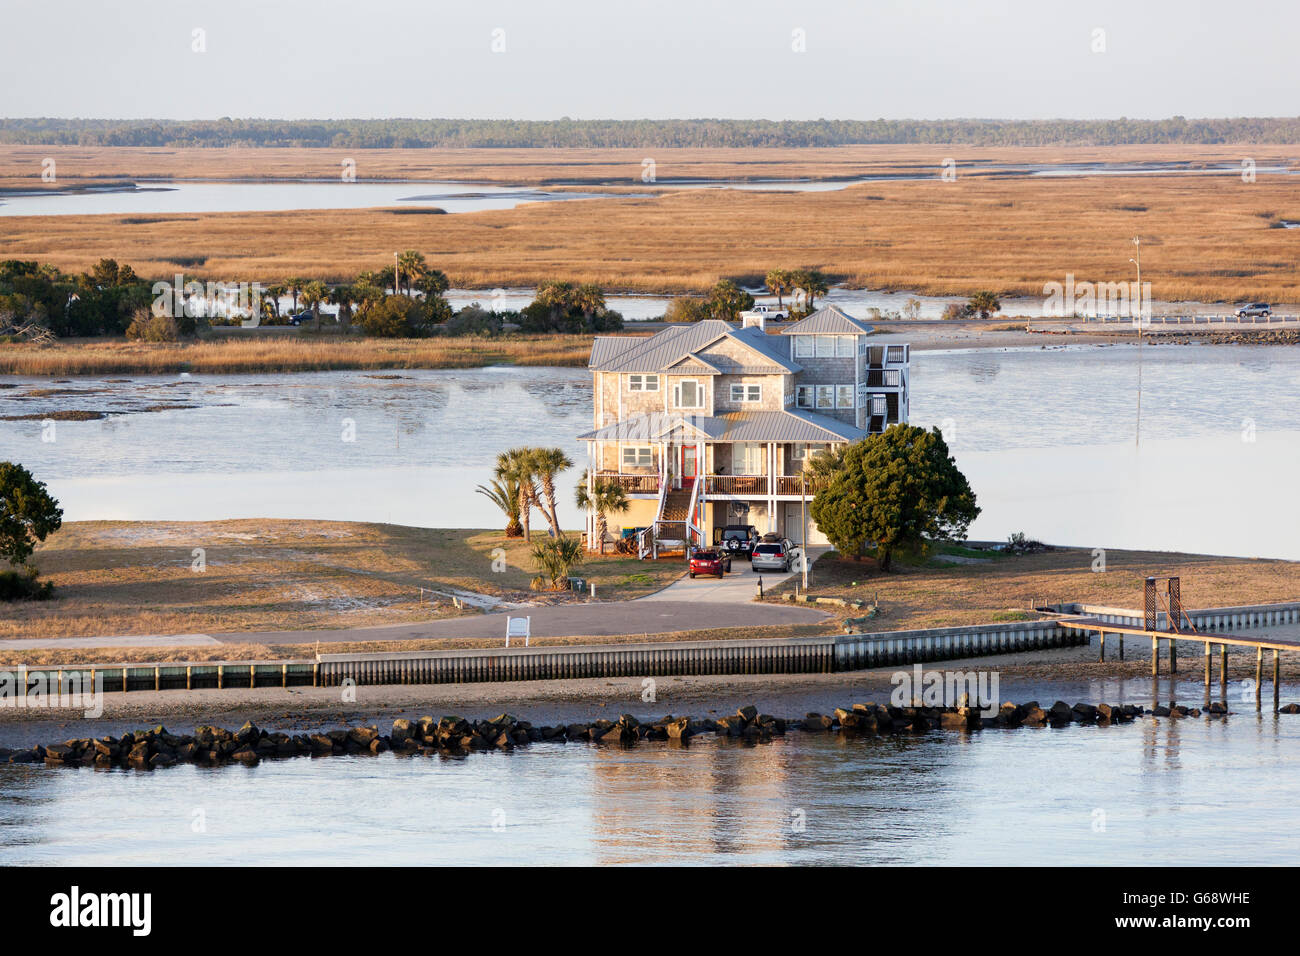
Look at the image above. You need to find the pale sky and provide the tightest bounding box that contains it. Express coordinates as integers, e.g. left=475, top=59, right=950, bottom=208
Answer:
left=0, top=0, right=1295, bottom=120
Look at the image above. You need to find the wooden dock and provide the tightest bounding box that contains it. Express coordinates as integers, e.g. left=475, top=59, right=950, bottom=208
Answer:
left=1059, top=615, right=1297, bottom=711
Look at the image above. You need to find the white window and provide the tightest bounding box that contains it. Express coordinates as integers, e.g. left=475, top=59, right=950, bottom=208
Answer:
left=621, top=445, right=653, bottom=469
left=796, top=385, right=814, bottom=409
left=836, top=335, right=855, bottom=357
left=730, top=383, right=761, bottom=403
left=814, top=336, right=835, bottom=357
left=735, top=442, right=765, bottom=474
left=673, top=379, right=704, bottom=409
left=629, top=374, right=659, bottom=392
left=836, top=385, right=854, bottom=408
left=794, top=336, right=814, bottom=358
left=816, top=385, right=834, bottom=409
left=791, top=442, right=828, bottom=462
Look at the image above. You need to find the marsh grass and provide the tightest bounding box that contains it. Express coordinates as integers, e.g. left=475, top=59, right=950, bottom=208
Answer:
left=0, top=334, right=601, bottom=375
left=7, top=170, right=1300, bottom=302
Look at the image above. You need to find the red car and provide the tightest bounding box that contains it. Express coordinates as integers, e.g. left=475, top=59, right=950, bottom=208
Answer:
left=688, top=549, right=732, bottom=578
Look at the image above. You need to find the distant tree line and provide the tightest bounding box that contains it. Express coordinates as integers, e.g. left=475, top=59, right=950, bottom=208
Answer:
left=5, top=117, right=1300, bottom=149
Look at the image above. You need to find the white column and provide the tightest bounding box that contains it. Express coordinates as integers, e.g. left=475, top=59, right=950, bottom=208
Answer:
left=767, top=442, right=777, bottom=532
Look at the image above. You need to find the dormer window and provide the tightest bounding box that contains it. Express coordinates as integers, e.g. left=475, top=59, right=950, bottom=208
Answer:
left=673, top=379, right=704, bottom=409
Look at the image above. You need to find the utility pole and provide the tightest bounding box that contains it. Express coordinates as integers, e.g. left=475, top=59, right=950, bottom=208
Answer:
left=1130, top=236, right=1143, bottom=446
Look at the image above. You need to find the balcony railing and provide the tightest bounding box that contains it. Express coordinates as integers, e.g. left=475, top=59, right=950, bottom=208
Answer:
left=705, top=475, right=768, bottom=496
left=596, top=472, right=660, bottom=494
left=865, top=369, right=902, bottom=387
left=705, top=475, right=812, bottom=497
left=775, top=475, right=807, bottom=495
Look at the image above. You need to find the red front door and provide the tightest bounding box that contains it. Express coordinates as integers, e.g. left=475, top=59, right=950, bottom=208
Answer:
left=681, top=446, right=698, bottom=483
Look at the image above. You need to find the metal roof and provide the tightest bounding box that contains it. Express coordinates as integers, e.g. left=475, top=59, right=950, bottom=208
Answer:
left=588, top=320, right=802, bottom=375
left=579, top=409, right=864, bottom=444
left=714, top=410, right=866, bottom=442
left=779, top=305, right=874, bottom=336
left=588, top=321, right=734, bottom=372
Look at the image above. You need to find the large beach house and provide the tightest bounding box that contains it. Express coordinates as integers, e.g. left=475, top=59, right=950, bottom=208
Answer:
left=579, top=306, right=910, bottom=553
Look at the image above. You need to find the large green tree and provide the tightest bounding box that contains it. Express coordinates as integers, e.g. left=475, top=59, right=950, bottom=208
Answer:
left=0, top=462, right=63, bottom=569
left=704, top=279, right=754, bottom=321
left=809, top=425, right=978, bottom=570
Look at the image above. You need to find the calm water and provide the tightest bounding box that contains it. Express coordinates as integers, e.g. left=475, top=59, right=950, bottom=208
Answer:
left=0, top=180, right=617, bottom=217
left=3, top=706, right=1299, bottom=865
left=447, top=285, right=1268, bottom=323
left=1, top=344, right=1297, bottom=558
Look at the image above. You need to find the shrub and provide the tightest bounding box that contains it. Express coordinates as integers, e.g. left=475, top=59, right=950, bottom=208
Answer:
left=664, top=297, right=709, bottom=323
left=125, top=309, right=178, bottom=342
left=356, top=294, right=431, bottom=338
left=443, top=305, right=503, bottom=337
left=0, top=566, right=54, bottom=601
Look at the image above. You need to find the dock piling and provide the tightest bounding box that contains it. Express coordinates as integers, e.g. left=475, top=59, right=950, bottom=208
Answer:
left=1274, top=649, right=1281, bottom=713
left=1220, top=643, right=1228, bottom=699
left=1256, top=647, right=1263, bottom=710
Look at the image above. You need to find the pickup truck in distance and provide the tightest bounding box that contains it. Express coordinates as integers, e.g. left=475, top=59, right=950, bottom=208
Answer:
left=739, top=304, right=787, bottom=322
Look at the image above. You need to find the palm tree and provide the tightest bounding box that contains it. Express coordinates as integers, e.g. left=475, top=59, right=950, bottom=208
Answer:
left=575, top=469, right=630, bottom=554
left=765, top=268, right=792, bottom=310
left=573, top=283, right=606, bottom=318
left=264, top=283, right=286, bottom=321
left=806, top=445, right=845, bottom=491
left=415, top=269, right=450, bottom=298
left=476, top=476, right=523, bottom=537
left=530, top=535, right=585, bottom=590
left=396, top=250, right=428, bottom=297
left=495, top=448, right=540, bottom=542
left=530, top=447, right=573, bottom=538
left=792, top=269, right=829, bottom=311
left=328, top=284, right=357, bottom=330
left=286, top=277, right=305, bottom=313
left=300, top=280, right=327, bottom=330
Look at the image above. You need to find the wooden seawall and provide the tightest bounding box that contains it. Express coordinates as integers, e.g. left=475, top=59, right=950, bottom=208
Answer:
left=17, top=602, right=1294, bottom=696
left=316, top=619, right=1078, bottom=686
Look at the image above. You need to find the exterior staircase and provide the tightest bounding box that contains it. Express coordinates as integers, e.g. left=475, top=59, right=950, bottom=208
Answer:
left=660, top=490, right=693, bottom=523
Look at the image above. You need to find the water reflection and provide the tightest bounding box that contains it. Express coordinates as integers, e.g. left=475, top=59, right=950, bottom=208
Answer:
left=3, top=714, right=1300, bottom=865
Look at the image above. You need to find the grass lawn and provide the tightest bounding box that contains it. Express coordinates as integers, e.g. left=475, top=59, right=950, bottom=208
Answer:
left=2, top=520, right=684, bottom=643
left=766, top=545, right=1300, bottom=631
